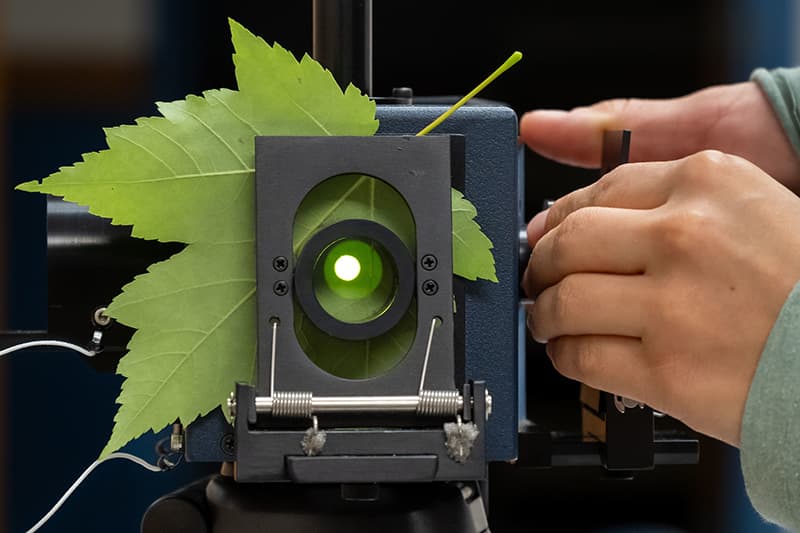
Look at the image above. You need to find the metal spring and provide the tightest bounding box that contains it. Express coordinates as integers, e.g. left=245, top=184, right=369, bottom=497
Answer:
left=272, top=391, right=313, bottom=418
left=417, top=389, right=462, bottom=416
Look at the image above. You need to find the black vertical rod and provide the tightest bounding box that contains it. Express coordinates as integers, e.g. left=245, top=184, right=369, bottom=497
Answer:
left=312, top=0, right=373, bottom=96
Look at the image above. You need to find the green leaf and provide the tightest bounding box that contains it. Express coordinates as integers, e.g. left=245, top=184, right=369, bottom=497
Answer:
left=101, top=242, right=256, bottom=457
left=95, top=21, right=376, bottom=456
left=16, top=20, right=378, bottom=244
left=229, top=19, right=376, bottom=136
left=18, top=90, right=257, bottom=243
left=452, top=188, right=497, bottom=282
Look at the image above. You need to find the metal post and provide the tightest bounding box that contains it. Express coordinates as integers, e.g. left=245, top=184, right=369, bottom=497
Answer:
left=312, top=0, right=373, bottom=96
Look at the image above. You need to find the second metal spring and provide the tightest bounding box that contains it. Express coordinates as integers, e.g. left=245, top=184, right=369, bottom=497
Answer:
left=417, top=389, right=462, bottom=416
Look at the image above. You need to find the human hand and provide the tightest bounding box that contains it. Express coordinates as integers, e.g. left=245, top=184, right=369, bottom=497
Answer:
left=523, top=151, right=800, bottom=446
left=520, top=82, right=800, bottom=192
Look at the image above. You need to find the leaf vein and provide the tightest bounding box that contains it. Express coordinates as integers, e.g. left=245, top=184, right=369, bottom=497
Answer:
left=114, top=287, right=256, bottom=437
left=52, top=168, right=254, bottom=186
left=142, top=122, right=203, bottom=172
left=111, top=132, right=177, bottom=175
left=176, top=106, right=250, bottom=169
left=294, top=175, right=367, bottom=251
left=288, top=99, right=332, bottom=135
left=207, top=92, right=261, bottom=136
left=112, top=279, right=255, bottom=311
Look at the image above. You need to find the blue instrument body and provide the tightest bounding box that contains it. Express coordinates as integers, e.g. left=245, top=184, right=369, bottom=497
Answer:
left=185, top=103, right=524, bottom=464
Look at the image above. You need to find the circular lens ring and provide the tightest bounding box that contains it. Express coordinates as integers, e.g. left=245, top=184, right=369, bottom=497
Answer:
left=295, top=219, right=415, bottom=341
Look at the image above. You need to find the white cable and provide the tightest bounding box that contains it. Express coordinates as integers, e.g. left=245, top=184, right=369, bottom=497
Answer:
left=418, top=317, right=440, bottom=394
left=0, top=340, right=96, bottom=358
left=26, top=452, right=165, bottom=533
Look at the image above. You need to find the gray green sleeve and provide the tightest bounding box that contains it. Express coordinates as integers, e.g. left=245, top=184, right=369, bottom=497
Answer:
left=751, top=67, right=800, bottom=158
left=740, top=281, right=800, bottom=530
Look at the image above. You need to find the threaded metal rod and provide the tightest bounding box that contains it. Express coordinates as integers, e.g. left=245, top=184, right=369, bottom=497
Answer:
left=255, top=391, right=464, bottom=417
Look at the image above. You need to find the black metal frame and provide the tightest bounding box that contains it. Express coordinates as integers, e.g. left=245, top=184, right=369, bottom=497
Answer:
left=232, top=134, right=477, bottom=483
left=253, top=135, right=458, bottom=398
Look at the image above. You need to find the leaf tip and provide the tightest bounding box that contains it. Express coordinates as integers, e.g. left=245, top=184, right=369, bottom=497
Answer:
left=227, top=17, right=245, bottom=35
left=15, top=180, right=40, bottom=193
left=97, top=444, right=116, bottom=461
left=229, top=17, right=266, bottom=54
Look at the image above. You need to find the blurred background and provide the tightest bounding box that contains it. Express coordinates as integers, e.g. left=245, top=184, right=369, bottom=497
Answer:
left=1, top=0, right=797, bottom=531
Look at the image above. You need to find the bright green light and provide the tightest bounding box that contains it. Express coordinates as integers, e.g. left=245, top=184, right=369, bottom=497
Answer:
left=334, top=254, right=361, bottom=281
left=315, top=238, right=392, bottom=324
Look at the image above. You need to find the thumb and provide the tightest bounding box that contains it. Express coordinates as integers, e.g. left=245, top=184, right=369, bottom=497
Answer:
left=520, top=93, right=712, bottom=168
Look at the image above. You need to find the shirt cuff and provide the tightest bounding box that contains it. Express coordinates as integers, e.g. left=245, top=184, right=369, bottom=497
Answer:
left=751, top=67, right=800, bottom=160
left=740, top=281, right=800, bottom=530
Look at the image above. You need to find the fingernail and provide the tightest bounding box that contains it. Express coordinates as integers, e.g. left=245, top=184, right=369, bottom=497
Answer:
left=525, top=311, right=545, bottom=344
left=523, top=109, right=568, bottom=118
left=521, top=109, right=568, bottom=126
left=527, top=209, right=549, bottom=245
left=570, top=107, right=618, bottom=129
left=526, top=312, right=549, bottom=344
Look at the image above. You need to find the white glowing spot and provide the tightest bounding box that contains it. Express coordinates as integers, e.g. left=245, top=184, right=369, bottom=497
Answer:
left=334, top=254, right=361, bottom=281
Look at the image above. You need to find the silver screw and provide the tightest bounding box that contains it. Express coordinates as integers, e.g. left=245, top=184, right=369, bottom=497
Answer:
left=228, top=392, right=237, bottom=419
left=170, top=423, right=184, bottom=453
left=93, top=307, right=112, bottom=327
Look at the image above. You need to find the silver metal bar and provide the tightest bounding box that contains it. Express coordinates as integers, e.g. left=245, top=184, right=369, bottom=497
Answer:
left=254, top=393, right=464, bottom=416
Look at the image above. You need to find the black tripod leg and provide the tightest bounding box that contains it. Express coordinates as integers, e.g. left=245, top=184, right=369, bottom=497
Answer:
left=141, top=475, right=213, bottom=533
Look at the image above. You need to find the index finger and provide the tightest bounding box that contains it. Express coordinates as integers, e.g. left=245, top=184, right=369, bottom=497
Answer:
left=542, top=159, right=678, bottom=238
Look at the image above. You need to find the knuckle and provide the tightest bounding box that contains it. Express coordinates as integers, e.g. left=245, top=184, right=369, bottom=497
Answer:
left=572, top=338, right=601, bottom=379
left=592, top=97, right=639, bottom=117
left=680, top=149, right=731, bottom=182
left=592, top=173, right=617, bottom=201
left=692, top=148, right=727, bottom=164
left=555, top=209, right=591, bottom=246
left=551, top=276, right=580, bottom=326
left=549, top=213, right=581, bottom=269
left=651, top=208, right=711, bottom=255
left=546, top=201, right=566, bottom=233
left=550, top=337, right=601, bottom=381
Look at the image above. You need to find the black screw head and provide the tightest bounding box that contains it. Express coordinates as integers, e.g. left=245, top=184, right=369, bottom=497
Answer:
left=273, top=256, right=288, bottom=272
left=422, top=279, right=439, bottom=295
left=273, top=280, right=289, bottom=296
left=221, top=434, right=235, bottom=455
left=421, top=254, right=438, bottom=271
